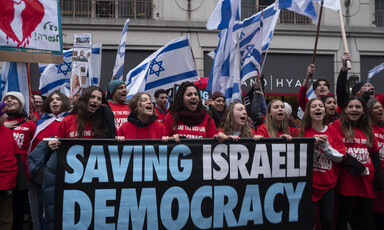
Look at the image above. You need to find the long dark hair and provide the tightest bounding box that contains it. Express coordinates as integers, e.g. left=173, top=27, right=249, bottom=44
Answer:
left=321, top=95, right=338, bottom=123
left=168, top=81, right=205, bottom=128
left=367, top=98, right=384, bottom=127
left=42, top=91, right=71, bottom=114
left=71, top=86, right=108, bottom=138
left=340, top=96, right=373, bottom=148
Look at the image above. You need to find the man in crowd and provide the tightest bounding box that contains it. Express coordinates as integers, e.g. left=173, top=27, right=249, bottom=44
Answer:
left=106, top=80, right=130, bottom=131
left=297, top=64, right=331, bottom=111
left=337, top=52, right=384, bottom=110
left=154, top=89, right=168, bottom=122
left=33, top=94, right=43, bottom=118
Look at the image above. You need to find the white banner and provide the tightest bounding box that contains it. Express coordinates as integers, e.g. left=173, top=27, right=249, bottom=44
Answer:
left=0, top=0, right=61, bottom=52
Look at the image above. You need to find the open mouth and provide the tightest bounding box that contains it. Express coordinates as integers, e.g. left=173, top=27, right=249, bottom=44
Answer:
left=277, top=112, right=284, bottom=117
left=315, top=111, right=322, bottom=116
left=240, top=116, right=246, bottom=121
left=145, top=105, right=152, bottom=111
left=89, top=104, right=98, bottom=109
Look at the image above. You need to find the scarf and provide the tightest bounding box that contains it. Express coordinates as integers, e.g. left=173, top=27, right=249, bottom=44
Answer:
left=178, top=108, right=206, bottom=126
left=128, top=113, right=157, bottom=127
left=28, top=112, right=69, bottom=153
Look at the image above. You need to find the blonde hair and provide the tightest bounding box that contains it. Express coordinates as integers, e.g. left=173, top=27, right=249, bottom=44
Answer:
left=219, top=102, right=253, bottom=137
left=265, top=99, right=291, bottom=137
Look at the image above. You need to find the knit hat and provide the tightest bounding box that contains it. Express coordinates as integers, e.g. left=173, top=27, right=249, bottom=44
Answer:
left=284, top=102, right=292, bottom=117
left=106, top=80, right=125, bottom=100
left=0, top=102, right=8, bottom=117
left=3, top=91, right=25, bottom=108
left=352, top=81, right=365, bottom=95
left=210, top=91, right=225, bottom=101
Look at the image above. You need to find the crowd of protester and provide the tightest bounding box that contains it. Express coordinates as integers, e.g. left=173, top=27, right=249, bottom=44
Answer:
left=0, top=52, right=383, bottom=230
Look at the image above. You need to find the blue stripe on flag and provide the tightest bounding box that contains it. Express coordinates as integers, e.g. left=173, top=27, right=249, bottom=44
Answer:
left=8, top=63, right=20, bottom=91
left=241, top=62, right=258, bottom=79
left=115, top=66, right=124, bottom=80
left=145, top=70, right=198, bottom=90
left=304, top=1, right=316, bottom=18
left=39, top=66, right=47, bottom=73
left=306, top=88, right=314, bottom=98
left=126, top=63, right=149, bottom=85
left=63, top=51, right=73, bottom=58
left=155, top=39, right=189, bottom=58
left=222, top=55, right=230, bottom=76
left=225, top=83, right=240, bottom=97
left=239, top=27, right=262, bottom=48
left=92, top=48, right=100, bottom=55
left=218, top=0, right=232, bottom=29
left=40, top=79, right=70, bottom=94
left=279, top=0, right=292, bottom=9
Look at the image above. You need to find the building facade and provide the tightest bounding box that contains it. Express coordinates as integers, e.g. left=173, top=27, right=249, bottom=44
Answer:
left=29, top=0, right=384, bottom=105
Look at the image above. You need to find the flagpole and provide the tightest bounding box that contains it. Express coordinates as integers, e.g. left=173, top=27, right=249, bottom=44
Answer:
left=312, top=1, right=324, bottom=65
left=26, top=63, right=33, bottom=115
left=338, top=10, right=352, bottom=69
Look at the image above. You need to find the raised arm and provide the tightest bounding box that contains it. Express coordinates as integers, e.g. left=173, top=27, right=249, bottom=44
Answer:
left=336, top=52, right=351, bottom=109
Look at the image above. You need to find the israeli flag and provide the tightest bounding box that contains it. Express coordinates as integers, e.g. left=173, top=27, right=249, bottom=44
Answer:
left=0, top=62, right=30, bottom=114
left=39, top=44, right=102, bottom=96
left=112, top=19, right=130, bottom=80
left=367, top=62, right=384, bottom=81
left=261, top=4, right=281, bottom=53
left=206, top=0, right=241, bottom=30
left=275, top=0, right=318, bottom=22
left=206, top=0, right=240, bottom=95
left=232, top=9, right=264, bottom=84
left=125, top=34, right=199, bottom=99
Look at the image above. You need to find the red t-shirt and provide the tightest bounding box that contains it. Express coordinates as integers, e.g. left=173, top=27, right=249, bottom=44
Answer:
left=30, top=120, right=61, bottom=152
left=0, top=125, right=18, bottom=190
left=333, top=120, right=378, bottom=198
left=163, top=113, right=216, bottom=138
left=303, top=126, right=346, bottom=201
left=57, top=114, right=94, bottom=138
left=372, top=125, right=384, bottom=213
left=11, top=119, right=36, bottom=178
left=155, top=107, right=167, bottom=123
left=117, top=120, right=167, bottom=139
left=256, top=124, right=296, bottom=137
left=108, top=102, right=130, bottom=131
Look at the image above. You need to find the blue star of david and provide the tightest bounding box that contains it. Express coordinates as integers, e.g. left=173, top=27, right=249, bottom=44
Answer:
left=118, top=42, right=126, bottom=58
left=55, top=61, right=72, bottom=76
left=240, top=44, right=254, bottom=65
left=149, top=59, right=165, bottom=77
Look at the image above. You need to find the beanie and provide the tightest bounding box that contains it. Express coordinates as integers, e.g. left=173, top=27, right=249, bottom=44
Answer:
left=284, top=102, right=292, bottom=117
left=210, top=91, right=225, bottom=101
left=0, top=102, right=8, bottom=117
left=3, top=91, right=25, bottom=109
left=352, top=81, right=365, bottom=95
left=106, top=80, right=125, bottom=100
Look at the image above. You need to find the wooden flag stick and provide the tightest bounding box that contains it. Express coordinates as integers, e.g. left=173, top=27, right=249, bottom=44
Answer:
left=312, top=1, right=324, bottom=65
left=338, top=10, right=352, bottom=69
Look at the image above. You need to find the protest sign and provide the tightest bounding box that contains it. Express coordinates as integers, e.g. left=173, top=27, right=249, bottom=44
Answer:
left=55, top=138, right=314, bottom=229
left=0, top=0, right=62, bottom=63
